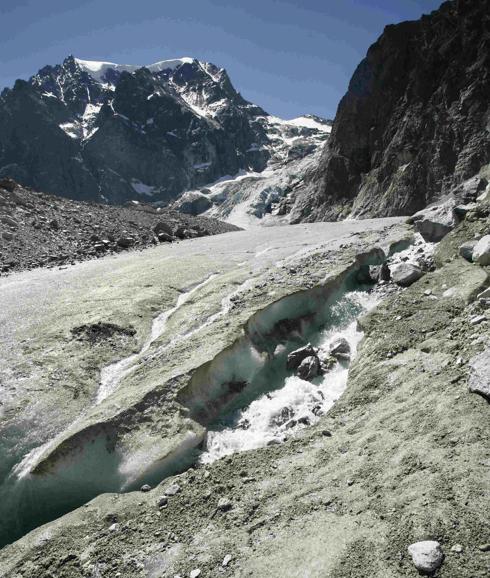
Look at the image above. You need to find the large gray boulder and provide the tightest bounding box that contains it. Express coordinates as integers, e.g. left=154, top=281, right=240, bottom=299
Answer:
left=407, top=541, right=444, bottom=574
left=296, top=356, right=320, bottom=381
left=468, top=348, right=490, bottom=401
left=286, top=344, right=318, bottom=371
left=390, top=263, right=424, bottom=286
left=410, top=200, right=456, bottom=242
left=472, top=235, right=490, bottom=266
left=329, top=337, right=351, bottom=359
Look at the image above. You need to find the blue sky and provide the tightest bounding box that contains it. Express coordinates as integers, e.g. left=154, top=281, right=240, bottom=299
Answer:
left=1, top=0, right=442, bottom=119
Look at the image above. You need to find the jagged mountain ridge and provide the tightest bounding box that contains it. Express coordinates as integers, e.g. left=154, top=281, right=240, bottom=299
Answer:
left=0, top=56, right=330, bottom=205
left=291, top=0, right=490, bottom=222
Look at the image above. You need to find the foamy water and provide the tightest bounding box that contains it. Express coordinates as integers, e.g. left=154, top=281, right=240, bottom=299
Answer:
left=201, top=290, right=377, bottom=463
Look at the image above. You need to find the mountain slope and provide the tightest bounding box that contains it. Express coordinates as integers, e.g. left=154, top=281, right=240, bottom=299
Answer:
left=0, top=56, right=328, bottom=206
left=290, top=0, right=490, bottom=222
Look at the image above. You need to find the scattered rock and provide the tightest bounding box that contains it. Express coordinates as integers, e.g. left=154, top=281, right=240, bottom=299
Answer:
left=117, top=236, right=135, bottom=248
left=450, top=544, right=463, bottom=553
left=71, top=321, right=136, bottom=344
left=469, top=314, right=486, bottom=325
left=468, top=348, right=490, bottom=401
left=286, top=343, right=318, bottom=371
left=407, top=540, right=444, bottom=574
left=390, top=263, right=424, bottom=286
left=189, top=569, right=201, bottom=578
left=153, top=221, right=174, bottom=236
left=472, top=235, right=490, bottom=266
left=140, top=484, right=151, bottom=492
left=0, top=180, right=239, bottom=275
left=459, top=240, right=477, bottom=262
left=296, top=355, right=320, bottom=380
left=1, top=215, right=18, bottom=228
left=157, top=232, right=174, bottom=243
left=478, top=543, right=490, bottom=552
left=410, top=200, right=456, bottom=242
left=222, top=554, right=232, bottom=567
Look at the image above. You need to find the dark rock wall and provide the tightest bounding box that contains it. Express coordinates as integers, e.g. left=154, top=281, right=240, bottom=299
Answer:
left=292, top=0, right=490, bottom=222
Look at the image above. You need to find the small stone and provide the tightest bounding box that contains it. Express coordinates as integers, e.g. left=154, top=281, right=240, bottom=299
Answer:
left=222, top=554, right=232, bottom=567
left=346, top=479, right=354, bottom=486
left=478, top=543, right=490, bottom=551
left=157, top=496, right=168, bottom=508
left=108, top=523, right=119, bottom=532
left=164, top=483, right=181, bottom=496
left=140, top=484, right=151, bottom=492
left=407, top=540, right=444, bottom=574
left=469, top=314, right=486, bottom=325
left=189, top=570, right=201, bottom=578
left=450, top=544, right=463, bottom=553
left=217, top=497, right=232, bottom=512
left=424, top=289, right=432, bottom=296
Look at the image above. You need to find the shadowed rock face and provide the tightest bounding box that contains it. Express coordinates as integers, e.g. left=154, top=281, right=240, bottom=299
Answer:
left=292, top=0, right=490, bottom=222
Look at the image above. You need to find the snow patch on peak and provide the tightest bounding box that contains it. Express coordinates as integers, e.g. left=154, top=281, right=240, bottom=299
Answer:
left=74, top=57, right=197, bottom=83
left=287, top=115, right=332, bottom=133
left=147, top=57, right=195, bottom=73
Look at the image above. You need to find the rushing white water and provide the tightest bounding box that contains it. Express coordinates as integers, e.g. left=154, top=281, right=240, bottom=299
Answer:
left=201, top=290, right=377, bottom=463
left=96, top=274, right=218, bottom=404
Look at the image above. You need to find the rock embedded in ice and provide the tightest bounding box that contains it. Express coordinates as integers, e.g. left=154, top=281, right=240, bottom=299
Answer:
left=286, top=343, right=318, bottom=371
left=407, top=540, right=444, bottom=574
left=368, top=262, right=390, bottom=283
left=468, top=347, right=490, bottom=400
left=296, top=355, right=320, bottom=381
left=390, top=262, right=424, bottom=286
left=472, top=235, right=490, bottom=266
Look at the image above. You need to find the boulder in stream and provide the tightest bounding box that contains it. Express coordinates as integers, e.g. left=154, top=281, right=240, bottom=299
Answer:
left=286, top=343, right=318, bottom=371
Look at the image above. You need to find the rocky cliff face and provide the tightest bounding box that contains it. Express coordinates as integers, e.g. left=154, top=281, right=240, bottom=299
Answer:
left=291, top=0, right=490, bottom=222
left=0, top=56, right=328, bottom=206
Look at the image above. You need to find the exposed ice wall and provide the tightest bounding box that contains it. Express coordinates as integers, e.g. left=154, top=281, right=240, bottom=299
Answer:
left=201, top=291, right=377, bottom=463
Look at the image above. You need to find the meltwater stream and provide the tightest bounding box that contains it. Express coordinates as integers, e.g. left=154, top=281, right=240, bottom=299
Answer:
left=201, top=290, right=378, bottom=463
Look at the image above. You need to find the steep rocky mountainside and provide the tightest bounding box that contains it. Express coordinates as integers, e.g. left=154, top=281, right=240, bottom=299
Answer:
left=291, top=0, right=490, bottom=222
left=0, top=56, right=329, bottom=206
left=0, top=178, right=239, bottom=274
